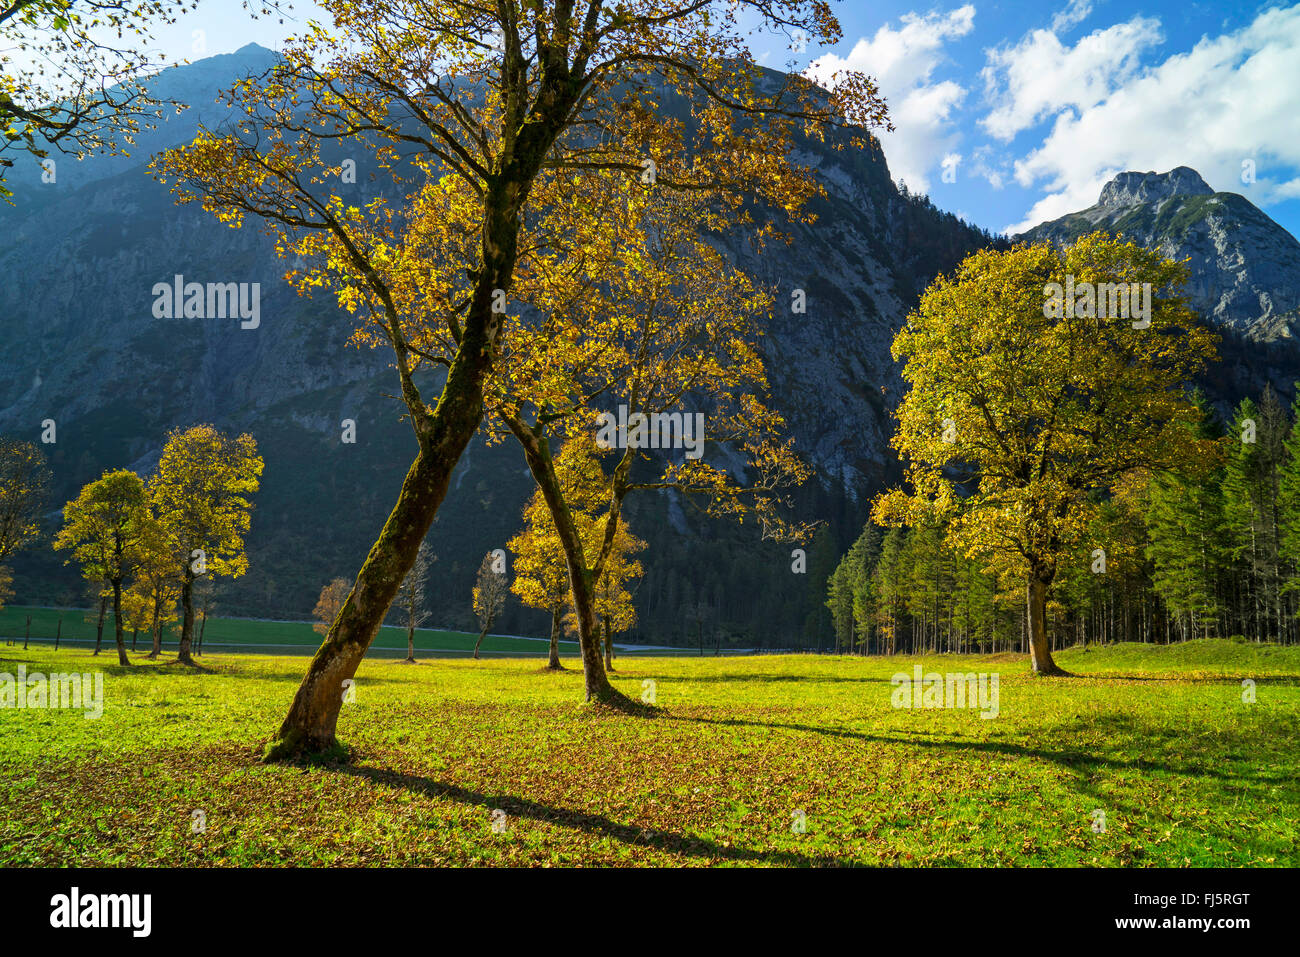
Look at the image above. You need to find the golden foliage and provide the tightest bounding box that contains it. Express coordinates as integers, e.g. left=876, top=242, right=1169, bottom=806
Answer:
left=874, top=232, right=1220, bottom=582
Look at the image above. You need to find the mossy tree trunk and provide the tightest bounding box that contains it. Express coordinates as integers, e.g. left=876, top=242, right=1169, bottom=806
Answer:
left=93, top=594, right=107, bottom=655
left=505, top=418, right=623, bottom=704
left=110, top=575, right=130, bottom=666
left=177, top=567, right=196, bottom=665
left=1027, top=566, right=1067, bottom=676
left=547, top=604, right=563, bottom=670
left=262, top=77, right=586, bottom=760
left=264, top=254, right=513, bottom=758
left=148, top=605, right=161, bottom=659
left=263, top=436, right=478, bottom=759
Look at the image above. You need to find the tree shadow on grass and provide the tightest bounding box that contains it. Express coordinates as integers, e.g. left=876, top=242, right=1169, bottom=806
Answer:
left=1069, top=673, right=1300, bottom=684
left=207, top=667, right=411, bottom=687
left=160, top=660, right=219, bottom=674
left=336, top=763, right=853, bottom=867
left=0, top=653, right=201, bottom=678
left=629, top=673, right=892, bottom=685
left=663, top=713, right=1295, bottom=788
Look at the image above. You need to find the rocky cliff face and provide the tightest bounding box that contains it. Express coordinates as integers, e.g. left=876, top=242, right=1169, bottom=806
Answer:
left=0, top=46, right=994, bottom=638
left=1021, top=166, right=1300, bottom=341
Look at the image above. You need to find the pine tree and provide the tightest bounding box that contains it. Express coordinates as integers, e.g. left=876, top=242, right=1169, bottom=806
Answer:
left=1146, top=461, right=1226, bottom=641
left=1276, top=388, right=1300, bottom=640
left=1222, top=392, right=1289, bottom=641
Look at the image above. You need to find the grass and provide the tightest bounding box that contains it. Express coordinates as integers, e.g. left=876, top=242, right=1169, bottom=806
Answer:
left=1, top=639, right=1297, bottom=867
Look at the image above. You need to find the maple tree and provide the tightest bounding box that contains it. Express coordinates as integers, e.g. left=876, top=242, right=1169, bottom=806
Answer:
left=873, top=233, right=1218, bottom=674
left=507, top=440, right=605, bottom=670
left=509, top=503, right=572, bottom=670
left=119, top=586, right=151, bottom=651
left=153, top=0, right=886, bottom=755
left=149, top=425, right=262, bottom=665
left=53, top=468, right=150, bottom=666
left=509, top=436, right=644, bottom=673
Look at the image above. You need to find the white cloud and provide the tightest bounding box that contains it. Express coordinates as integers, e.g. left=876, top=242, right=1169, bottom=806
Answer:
left=999, top=5, right=1300, bottom=234
left=1051, top=0, right=1093, bottom=34
left=807, top=5, right=975, bottom=194
left=981, top=17, right=1163, bottom=141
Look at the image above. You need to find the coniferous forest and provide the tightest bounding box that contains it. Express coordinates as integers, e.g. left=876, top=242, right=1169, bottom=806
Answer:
left=829, top=387, right=1300, bottom=653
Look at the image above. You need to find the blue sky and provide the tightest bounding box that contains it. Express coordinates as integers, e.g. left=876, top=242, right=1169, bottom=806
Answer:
left=152, top=0, right=1300, bottom=238
left=795, top=0, right=1300, bottom=237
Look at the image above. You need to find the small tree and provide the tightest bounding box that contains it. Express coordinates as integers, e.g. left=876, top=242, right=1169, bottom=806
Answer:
left=53, top=469, right=149, bottom=666
left=471, top=553, right=508, bottom=660
left=194, top=577, right=217, bottom=655
left=313, top=578, right=350, bottom=637
left=394, top=540, right=433, bottom=663
left=510, top=512, right=570, bottom=670
left=150, top=425, right=262, bottom=665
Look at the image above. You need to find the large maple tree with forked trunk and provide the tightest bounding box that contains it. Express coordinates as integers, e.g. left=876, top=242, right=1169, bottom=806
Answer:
left=154, top=0, right=888, bottom=759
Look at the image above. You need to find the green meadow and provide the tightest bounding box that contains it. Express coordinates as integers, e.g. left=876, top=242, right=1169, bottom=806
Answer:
left=1, top=639, right=1296, bottom=866
left=0, top=605, right=585, bottom=657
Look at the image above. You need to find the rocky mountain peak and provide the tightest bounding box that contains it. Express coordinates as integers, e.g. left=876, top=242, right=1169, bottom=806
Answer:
left=1022, top=163, right=1300, bottom=341
left=1098, top=166, right=1214, bottom=207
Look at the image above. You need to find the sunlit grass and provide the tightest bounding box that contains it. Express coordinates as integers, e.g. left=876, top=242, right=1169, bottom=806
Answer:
left=1, top=641, right=1296, bottom=866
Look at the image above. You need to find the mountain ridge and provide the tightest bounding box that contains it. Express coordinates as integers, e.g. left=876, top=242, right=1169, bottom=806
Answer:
left=1020, top=166, right=1300, bottom=339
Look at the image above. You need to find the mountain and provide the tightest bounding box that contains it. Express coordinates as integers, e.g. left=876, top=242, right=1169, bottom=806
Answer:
left=0, top=45, right=997, bottom=647
left=1020, top=166, right=1300, bottom=344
